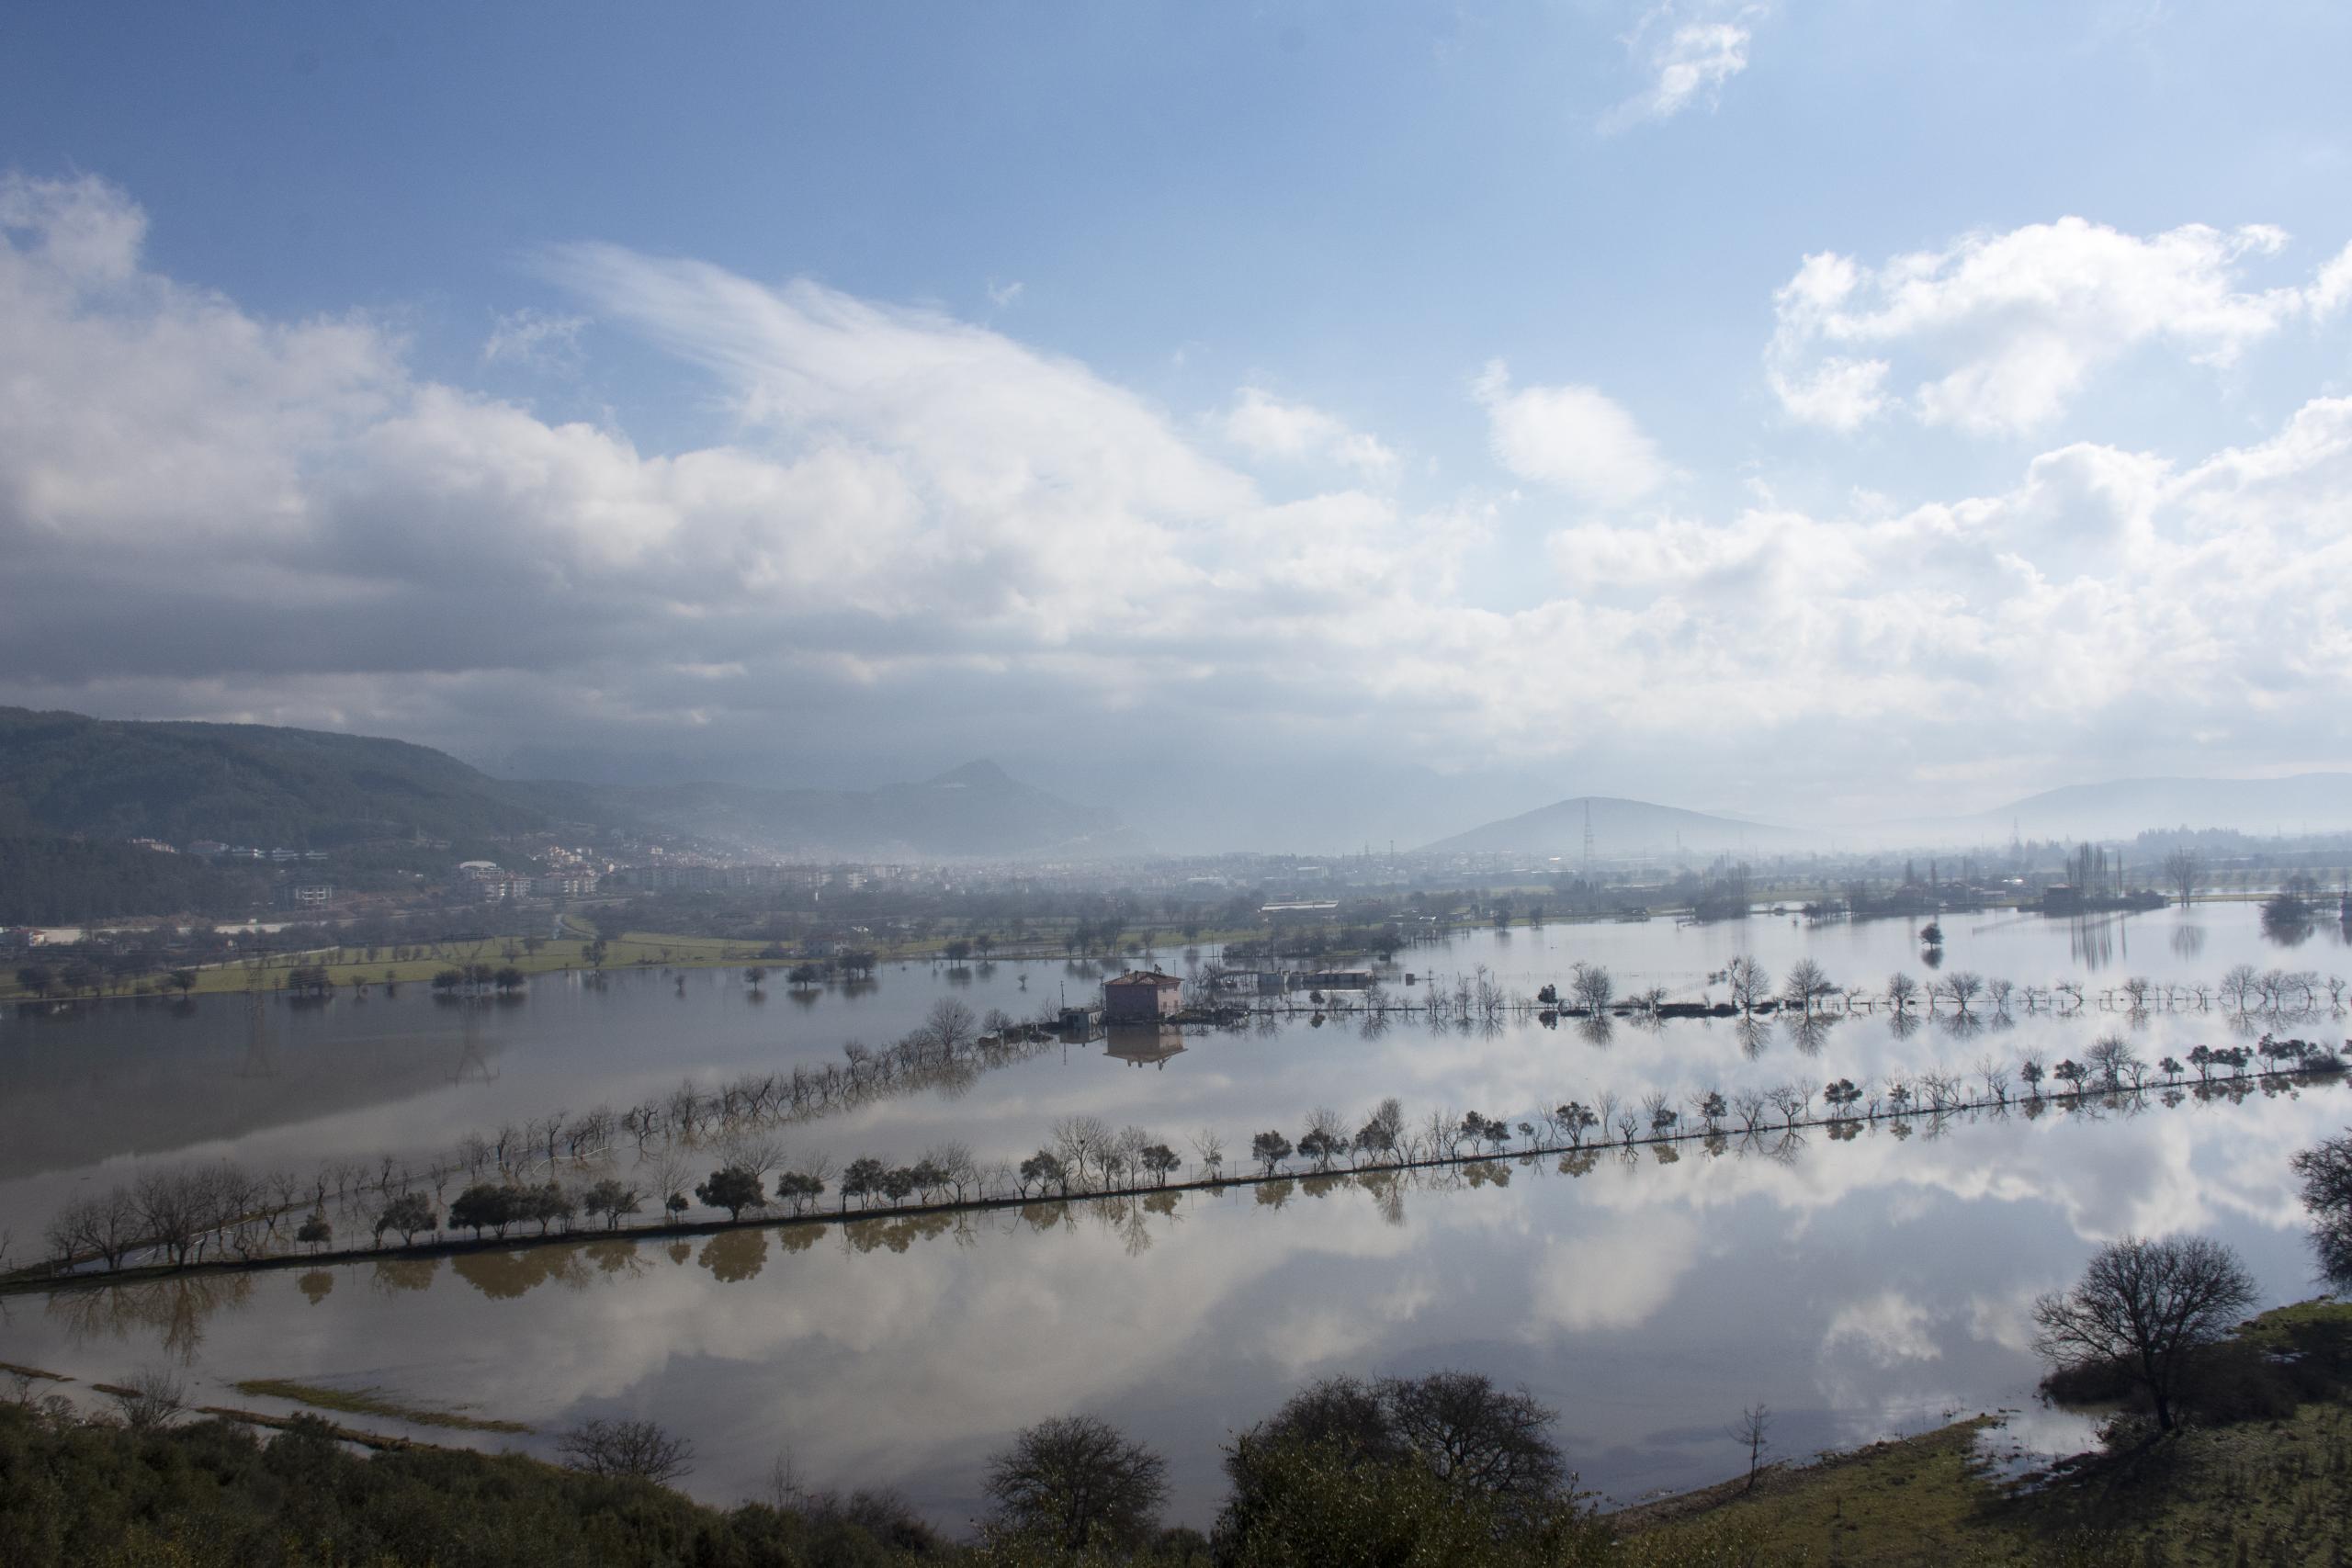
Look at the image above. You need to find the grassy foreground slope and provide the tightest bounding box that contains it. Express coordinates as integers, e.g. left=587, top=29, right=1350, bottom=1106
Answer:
left=6, top=1303, right=2346, bottom=1566
left=1624, top=1299, right=2352, bottom=1567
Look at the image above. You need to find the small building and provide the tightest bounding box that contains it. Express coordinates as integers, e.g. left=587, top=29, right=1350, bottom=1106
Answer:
left=1102, top=968, right=1184, bottom=1022
left=1292, top=968, right=1376, bottom=990
left=272, top=882, right=334, bottom=911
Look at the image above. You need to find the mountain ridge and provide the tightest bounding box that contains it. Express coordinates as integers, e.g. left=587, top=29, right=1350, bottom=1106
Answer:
left=1963, top=773, right=2352, bottom=843
left=1418, top=794, right=1810, bottom=859
left=0, top=707, right=1133, bottom=861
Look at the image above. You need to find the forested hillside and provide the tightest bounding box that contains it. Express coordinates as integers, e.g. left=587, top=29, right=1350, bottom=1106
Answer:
left=0, top=707, right=549, bottom=849
left=0, top=838, right=270, bottom=925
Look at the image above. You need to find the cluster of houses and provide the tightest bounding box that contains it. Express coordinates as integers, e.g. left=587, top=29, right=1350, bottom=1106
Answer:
left=176, top=840, right=330, bottom=863
left=458, top=861, right=600, bottom=902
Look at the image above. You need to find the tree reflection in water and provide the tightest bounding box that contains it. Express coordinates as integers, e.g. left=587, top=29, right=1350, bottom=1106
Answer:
left=1783, top=1010, right=1840, bottom=1055
left=844, top=1211, right=956, bottom=1257
left=1736, top=1015, right=1770, bottom=1057
left=583, top=1237, right=649, bottom=1278
left=50, top=1272, right=254, bottom=1361
left=698, top=1228, right=767, bottom=1281
left=372, top=1256, right=439, bottom=1294
left=452, top=1246, right=590, bottom=1301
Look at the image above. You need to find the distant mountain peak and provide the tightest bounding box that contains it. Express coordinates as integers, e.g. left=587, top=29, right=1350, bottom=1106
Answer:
left=1419, top=792, right=1809, bottom=857
left=929, top=759, right=1013, bottom=789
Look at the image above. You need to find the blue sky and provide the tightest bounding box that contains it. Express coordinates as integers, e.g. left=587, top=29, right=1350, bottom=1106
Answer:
left=4, top=3, right=2351, bottom=847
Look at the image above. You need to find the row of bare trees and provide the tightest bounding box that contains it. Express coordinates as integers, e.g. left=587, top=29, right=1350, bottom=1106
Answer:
left=1306, top=958, right=2349, bottom=1028
left=31, top=979, right=2352, bottom=1276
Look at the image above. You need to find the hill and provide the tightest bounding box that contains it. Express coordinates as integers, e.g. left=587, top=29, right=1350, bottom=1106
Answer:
left=1974, top=773, right=2352, bottom=842
left=0, top=708, right=1136, bottom=866
left=0, top=706, right=548, bottom=849
left=1419, top=795, right=1809, bottom=859
left=615, top=760, right=1147, bottom=860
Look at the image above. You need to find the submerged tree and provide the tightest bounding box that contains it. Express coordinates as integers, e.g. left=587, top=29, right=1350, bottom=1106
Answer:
left=1781, top=959, right=1832, bottom=1014
left=2161, top=848, right=2203, bottom=908
left=1724, top=956, right=1771, bottom=1015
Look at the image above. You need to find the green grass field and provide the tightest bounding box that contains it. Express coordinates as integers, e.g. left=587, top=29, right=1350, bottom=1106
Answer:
left=232, top=1379, right=531, bottom=1435
left=1, top=929, right=790, bottom=999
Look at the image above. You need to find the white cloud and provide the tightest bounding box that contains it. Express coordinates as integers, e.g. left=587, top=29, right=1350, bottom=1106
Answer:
left=1770, top=217, right=2350, bottom=435
left=1219, top=387, right=1399, bottom=481
left=1601, top=5, right=1759, bottom=132
left=1475, top=360, right=1667, bottom=506
left=481, top=307, right=587, bottom=372
left=10, top=174, right=2352, bottom=831
left=986, top=278, right=1023, bottom=309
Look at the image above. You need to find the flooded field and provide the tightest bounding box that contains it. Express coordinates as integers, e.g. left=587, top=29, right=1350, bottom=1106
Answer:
left=4, top=905, right=2348, bottom=1526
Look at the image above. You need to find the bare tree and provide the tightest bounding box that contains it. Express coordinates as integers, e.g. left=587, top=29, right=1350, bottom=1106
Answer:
left=1725, top=956, right=1771, bottom=1015
left=2084, top=1034, right=2142, bottom=1093
left=2030, top=1235, right=2258, bottom=1431
left=108, top=1367, right=188, bottom=1433
left=2290, top=1131, right=2352, bottom=1292
left=983, top=1415, right=1167, bottom=1551
left=1884, top=973, right=1919, bottom=1013
left=46, top=1187, right=141, bottom=1272
left=1728, top=1404, right=1771, bottom=1491
left=2161, top=848, right=2203, bottom=908
left=1939, top=972, right=1984, bottom=1015
left=1053, top=1115, right=1114, bottom=1190
left=1765, top=1082, right=1811, bottom=1128
left=1300, top=1106, right=1351, bottom=1171
left=1378, top=1371, right=1566, bottom=1507
left=1781, top=959, right=1832, bottom=1015
left=721, top=1134, right=787, bottom=1179
left=924, top=998, right=979, bottom=1057
left=925, top=1140, right=978, bottom=1201
left=1190, top=1128, right=1227, bottom=1180
left=559, top=1417, right=696, bottom=1483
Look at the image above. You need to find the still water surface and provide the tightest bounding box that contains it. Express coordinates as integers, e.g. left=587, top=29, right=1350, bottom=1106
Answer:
left=3, top=907, right=2347, bottom=1526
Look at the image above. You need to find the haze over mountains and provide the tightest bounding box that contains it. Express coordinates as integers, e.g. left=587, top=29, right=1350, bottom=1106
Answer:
left=600, top=761, right=1144, bottom=861
left=1419, top=796, right=1808, bottom=859
left=1423, top=775, right=2352, bottom=858
left=7, top=706, right=2350, bottom=863
left=1939, top=774, right=2352, bottom=845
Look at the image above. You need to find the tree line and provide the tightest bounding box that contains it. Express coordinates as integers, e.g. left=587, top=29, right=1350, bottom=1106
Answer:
left=24, top=1014, right=2346, bottom=1284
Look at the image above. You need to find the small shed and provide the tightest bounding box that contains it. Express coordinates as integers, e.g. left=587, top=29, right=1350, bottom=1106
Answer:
left=1103, top=968, right=1185, bottom=1022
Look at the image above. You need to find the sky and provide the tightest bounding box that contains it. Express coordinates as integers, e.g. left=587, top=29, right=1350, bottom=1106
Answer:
left=3, top=1, right=2351, bottom=851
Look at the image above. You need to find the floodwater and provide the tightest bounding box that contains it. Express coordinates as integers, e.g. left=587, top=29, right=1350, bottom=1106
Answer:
left=3, top=905, right=2347, bottom=1528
